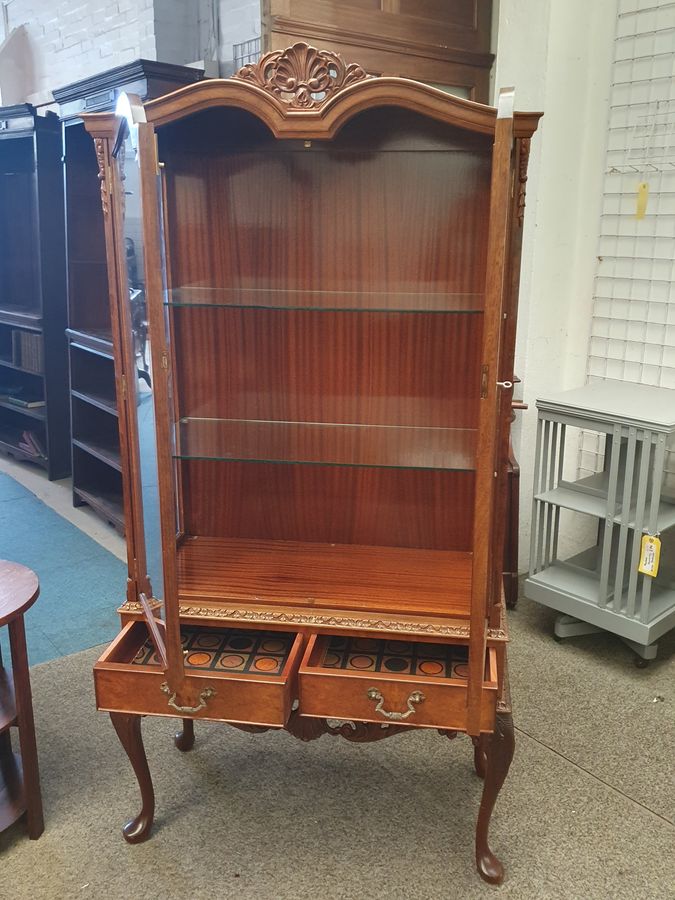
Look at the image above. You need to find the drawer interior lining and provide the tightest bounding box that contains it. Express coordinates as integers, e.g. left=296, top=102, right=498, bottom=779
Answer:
left=318, top=634, right=469, bottom=679
left=129, top=625, right=297, bottom=678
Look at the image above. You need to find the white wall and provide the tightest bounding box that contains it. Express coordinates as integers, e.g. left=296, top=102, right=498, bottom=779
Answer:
left=154, top=0, right=217, bottom=69
left=218, top=0, right=260, bottom=74
left=493, top=0, right=619, bottom=567
left=3, top=0, right=156, bottom=102
left=1, top=0, right=218, bottom=103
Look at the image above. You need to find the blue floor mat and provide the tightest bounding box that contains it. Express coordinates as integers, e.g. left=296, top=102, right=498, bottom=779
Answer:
left=0, top=474, right=124, bottom=665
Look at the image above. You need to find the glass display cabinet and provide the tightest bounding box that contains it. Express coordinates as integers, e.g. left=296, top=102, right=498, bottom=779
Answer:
left=84, top=44, right=540, bottom=884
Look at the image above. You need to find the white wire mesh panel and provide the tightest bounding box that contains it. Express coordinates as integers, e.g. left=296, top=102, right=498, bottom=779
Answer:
left=585, top=0, right=675, bottom=482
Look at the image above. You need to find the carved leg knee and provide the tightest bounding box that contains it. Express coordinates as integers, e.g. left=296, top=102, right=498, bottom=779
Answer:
left=473, top=734, right=488, bottom=779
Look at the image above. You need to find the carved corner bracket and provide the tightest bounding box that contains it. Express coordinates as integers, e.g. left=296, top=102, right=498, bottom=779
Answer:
left=94, top=138, right=109, bottom=216
left=233, top=42, right=371, bottom=110
left=517, top=137, right=531, bottom=227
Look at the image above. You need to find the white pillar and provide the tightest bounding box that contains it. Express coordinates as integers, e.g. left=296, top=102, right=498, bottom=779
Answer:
left=494, top=0, right=619, bottom=568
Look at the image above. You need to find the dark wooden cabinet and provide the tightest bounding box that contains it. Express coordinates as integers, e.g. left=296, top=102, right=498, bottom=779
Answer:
left=0, top=105, right=69, bottom=481
left=263, top=0, right=494, bottom=100
left=84, top=45, right=540, bottom=883
left=55, top=60, right=204, bottom=533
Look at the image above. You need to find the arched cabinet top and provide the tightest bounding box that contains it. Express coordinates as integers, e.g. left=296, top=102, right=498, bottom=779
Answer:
left=84, top=42, right=541, bottom=141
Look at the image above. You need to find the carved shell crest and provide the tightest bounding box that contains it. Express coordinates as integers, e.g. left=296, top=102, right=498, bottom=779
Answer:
left=233, top=42, right=371, bottom=109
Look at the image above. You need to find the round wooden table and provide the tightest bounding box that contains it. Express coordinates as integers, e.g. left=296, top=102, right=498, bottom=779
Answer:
left=0, top=561, right=44, bottom=839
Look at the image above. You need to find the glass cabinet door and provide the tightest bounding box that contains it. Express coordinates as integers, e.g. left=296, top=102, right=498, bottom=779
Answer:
left=112, top=115, right=164, bottom=604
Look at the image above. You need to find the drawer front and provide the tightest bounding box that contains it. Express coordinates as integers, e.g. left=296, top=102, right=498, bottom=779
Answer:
left=298, top=633, right=498, bottom=732
left=94, top=621, right=304, bottom=727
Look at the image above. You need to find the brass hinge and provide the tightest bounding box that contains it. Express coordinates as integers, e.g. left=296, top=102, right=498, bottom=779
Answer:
left=161, top=351, right=168, bottom=369
left=154, top=133, right=166, bottom=173
left=480, top=365, right=489, bottom=399
left=120, top=374, right=127, bottom=399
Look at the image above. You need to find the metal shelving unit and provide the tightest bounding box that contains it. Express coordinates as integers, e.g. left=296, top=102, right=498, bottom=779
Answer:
left=525, top=379, right=675, bottom=664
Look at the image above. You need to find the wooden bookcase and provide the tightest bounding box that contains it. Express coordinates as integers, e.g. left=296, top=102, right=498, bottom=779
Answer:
left=84, top=45, right=540, bottom=883
left=55, top=61, right=204, bottom=533
left=0, top=105, right=69, bottom=481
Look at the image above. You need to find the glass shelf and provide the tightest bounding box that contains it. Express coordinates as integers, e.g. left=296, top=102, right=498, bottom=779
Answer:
left=174, top=418, right=476, bottom=471
left=165, top=285, right=484, bottom=314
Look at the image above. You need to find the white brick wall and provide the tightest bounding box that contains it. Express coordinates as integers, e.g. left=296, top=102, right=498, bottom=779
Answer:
left=5, top=0, right=157, bottom=100
left=3, top=0, right=222, bottom=102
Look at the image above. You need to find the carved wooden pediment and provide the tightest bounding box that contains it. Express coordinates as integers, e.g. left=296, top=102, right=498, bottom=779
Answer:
left=233, top=42, right=371, bottom=110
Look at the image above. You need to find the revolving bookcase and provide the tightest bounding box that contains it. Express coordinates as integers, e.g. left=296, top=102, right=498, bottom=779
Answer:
left=84, top=44, right=540, bottom=884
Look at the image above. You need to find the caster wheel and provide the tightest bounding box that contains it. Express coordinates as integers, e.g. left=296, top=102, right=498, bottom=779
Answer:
left=553, top=634, right=562, bottom=643
left=634, top=656, right=649, bottom=669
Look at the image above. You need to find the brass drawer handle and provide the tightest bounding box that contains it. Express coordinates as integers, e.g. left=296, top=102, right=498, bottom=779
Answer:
left=366, top=687, right=425, bottom=721
left=160, top=682, right=216, bottom=714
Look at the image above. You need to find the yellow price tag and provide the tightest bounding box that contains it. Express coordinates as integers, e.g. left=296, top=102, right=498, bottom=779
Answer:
left=638, top=534, right=661, bottom=577
left=636, top=181, right=649, bottom=219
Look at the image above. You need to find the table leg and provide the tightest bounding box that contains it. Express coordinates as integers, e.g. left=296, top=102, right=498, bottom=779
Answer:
left=174, top=718, right=195, bottom=752
left=475, top=711, right=514, bottom=885
left=8, top=616, right=44, bottom=839
left=110, top=712, right=155, bottom=843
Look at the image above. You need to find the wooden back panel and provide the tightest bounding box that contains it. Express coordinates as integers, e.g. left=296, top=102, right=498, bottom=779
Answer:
left=160, top=105, right=491, bottom=552
left=0, top=139, right=40, bottom=311
left=161, top=107, right=490, bottom=296
left=64, top=124, right=110, bottom=336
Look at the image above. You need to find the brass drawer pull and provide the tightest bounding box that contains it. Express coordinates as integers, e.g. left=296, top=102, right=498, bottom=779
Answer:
left=160, top=682, right=216, bottom=714
left=366, top=687, right=425, bottom=720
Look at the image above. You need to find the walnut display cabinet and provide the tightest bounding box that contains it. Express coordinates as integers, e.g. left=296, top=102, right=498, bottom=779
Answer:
left=0, top=105, right=69, bottom=480
left=84, top=44, right=540, bottom=884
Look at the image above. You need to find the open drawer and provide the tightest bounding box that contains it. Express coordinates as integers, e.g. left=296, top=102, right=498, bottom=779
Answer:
left=298, top=634, right=498, bottom=732
left=94, top=621, right=304, bottom=727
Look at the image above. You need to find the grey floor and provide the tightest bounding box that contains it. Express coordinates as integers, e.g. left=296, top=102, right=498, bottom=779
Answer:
left=1, top=596, right=673, bottom=900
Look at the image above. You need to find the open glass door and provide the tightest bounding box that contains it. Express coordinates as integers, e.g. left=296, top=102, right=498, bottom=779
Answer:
left=111, top=104, right=164, bottom=608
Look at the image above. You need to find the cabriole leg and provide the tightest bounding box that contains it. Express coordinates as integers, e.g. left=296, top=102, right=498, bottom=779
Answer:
left=473, top=734, right=488, bottom=779
left=110, top=713, right=155, bottom=843
left=175, top=718, right=195, bottom=751
left=475, top=712, right=515, bottom=885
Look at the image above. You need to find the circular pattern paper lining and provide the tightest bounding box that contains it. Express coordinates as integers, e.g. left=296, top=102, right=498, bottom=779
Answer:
left=321, top=635, right=470, bottom=679
left=131, top=626, right=292, bottom=676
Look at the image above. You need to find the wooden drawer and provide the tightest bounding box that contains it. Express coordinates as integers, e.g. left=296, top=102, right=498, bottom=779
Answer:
left=94, top=622, right=304, bottom=727
left=298, top=634, right=498, bottom=732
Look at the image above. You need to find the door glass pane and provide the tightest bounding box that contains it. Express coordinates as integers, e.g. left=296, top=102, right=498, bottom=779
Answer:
left=115, top=122, right=164, bottom=602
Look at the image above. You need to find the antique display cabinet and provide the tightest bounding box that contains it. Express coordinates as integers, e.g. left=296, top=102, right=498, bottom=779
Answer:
left=84, top=44, right=540, bottom=883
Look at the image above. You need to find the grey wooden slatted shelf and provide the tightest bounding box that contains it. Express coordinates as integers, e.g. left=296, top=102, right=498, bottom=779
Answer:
left=525, top=379, right=675, bottom=664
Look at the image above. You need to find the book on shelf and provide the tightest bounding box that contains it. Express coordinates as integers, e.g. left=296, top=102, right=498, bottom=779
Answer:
left=6, top=396, right=45, bottom=409
left=10, top=329, right=44, bottom=374
left=0, top=384, right=45, bottom=408
left=18, top=430, right=46, bottom=458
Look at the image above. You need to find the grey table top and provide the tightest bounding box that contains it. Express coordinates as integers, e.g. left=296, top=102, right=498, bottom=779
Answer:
left=536, top=379, right=675, bottom=431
